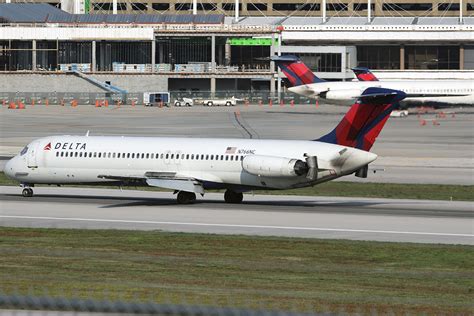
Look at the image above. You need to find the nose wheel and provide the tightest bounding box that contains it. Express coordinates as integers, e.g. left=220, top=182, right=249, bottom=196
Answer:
left=22, top=188, right=34, bottom=197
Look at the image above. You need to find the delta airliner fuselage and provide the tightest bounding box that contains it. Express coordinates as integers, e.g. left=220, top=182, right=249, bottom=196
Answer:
left=4, top=136, right=375, bottom=189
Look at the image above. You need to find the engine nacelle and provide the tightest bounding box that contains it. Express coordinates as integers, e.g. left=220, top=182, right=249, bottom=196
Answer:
left=242, top=155, right=308, bottom=178
left=322, top=89, right=361, bottom=102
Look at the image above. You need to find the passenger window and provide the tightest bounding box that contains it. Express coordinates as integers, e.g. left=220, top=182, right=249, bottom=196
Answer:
left=75, top=152, right=78, bottom=157
left=98, top=153, right=102, bottom=158
left=166, top=154, right=169, bottom=159
left=146, top=153, right=149, bottom=159
left=108, top=153, right=111, bottom=158
left=61, top=152, right=64, bottom=157
left=160, top=153, right=164, bottom=159
left=240, top=156, right=244, bottom=161
left=89, top=152, right=92, bottom=158
left=205, top=155, right=209, bottom=160
left=210, top=155, right=214, bottom=160
left=201, top=154, right=204, bottom=160
left=220, top=155, right=224, bottom=160
left=56, top=152, right=59, bottom=157
left=141, top=153, right=144, bottom=159
left=94, top=152, right=97, bottom=158
left=186, top=154, right=189, bottom=159
left=225, top=156, right=229, bottom=161
left=230, top=156, right=234, bottom=161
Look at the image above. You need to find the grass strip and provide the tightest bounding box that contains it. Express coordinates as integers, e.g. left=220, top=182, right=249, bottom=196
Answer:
left=0, top=227, right=472, bottom=314
left=1, top=171, right=472, bottom=201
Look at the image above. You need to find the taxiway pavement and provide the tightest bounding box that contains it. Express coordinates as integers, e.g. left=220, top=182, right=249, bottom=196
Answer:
left=1, top=186, right=472, bottom=245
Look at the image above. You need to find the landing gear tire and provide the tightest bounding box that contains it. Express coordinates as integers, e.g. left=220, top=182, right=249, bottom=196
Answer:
left=22, top=188, right=33, bottom=197
left=177, top=191, right=196, bottom=204
left=224, top=190, right=243, bottom=204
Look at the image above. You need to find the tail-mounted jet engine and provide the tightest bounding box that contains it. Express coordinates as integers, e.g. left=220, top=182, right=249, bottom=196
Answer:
left=242, top=155, right=318, bottom=181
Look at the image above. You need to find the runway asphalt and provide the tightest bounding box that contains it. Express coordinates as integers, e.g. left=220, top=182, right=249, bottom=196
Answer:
left=1, top=186, right=472, bottom=245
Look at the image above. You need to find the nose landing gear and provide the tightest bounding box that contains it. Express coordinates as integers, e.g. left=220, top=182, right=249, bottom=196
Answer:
left=22, top=187, right=34, bottom=197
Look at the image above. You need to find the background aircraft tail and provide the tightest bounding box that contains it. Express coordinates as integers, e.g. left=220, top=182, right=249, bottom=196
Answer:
left=317, top=87, right=406, bottom=151
left=352, top=67, right=379, bottom=81
left=272, top=55, right=325, bottom=86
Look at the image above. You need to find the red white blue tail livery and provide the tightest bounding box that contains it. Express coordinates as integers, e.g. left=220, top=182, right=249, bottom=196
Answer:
left=352, top=67, right=379, bottom=82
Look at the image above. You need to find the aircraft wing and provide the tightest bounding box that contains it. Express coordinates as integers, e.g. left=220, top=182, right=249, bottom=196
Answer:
left=97, top=172, right=204, bottom=194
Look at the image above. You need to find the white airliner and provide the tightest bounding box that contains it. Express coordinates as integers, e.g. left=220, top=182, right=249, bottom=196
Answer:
left=4, top=87, right=403, bottom=204
left=274, top=55, right=474, bottom=106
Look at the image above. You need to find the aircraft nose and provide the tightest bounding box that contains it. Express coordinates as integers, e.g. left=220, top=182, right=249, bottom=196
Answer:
left=4, top=157, right=17, bottom=179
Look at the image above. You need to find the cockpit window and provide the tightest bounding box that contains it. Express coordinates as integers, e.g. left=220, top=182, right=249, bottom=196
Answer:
left=20, top=146, right=28, bottom=156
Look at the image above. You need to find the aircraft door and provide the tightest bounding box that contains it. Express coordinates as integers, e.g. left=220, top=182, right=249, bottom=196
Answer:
left=27, top=142, right=40, bottom=168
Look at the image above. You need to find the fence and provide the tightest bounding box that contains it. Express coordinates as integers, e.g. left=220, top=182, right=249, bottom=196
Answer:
left=0, top=294, right=324, bottom=316
left=0, top=91, right=316, bottom=107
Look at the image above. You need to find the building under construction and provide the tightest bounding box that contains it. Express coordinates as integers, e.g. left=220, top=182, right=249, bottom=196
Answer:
left=0, top=1, right=472, bottom=95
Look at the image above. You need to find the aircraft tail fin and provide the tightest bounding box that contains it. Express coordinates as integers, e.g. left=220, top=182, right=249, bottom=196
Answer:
left=272, top=55, right=325, bottom=87
left=317, top=87, right=406, bottom=151
left=352, top=67, right=379, bottom=81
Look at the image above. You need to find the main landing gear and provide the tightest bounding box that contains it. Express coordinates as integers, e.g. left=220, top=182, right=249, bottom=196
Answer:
left=176, top=191, right=196, bottom=204
left=224, top=190, right=243, bottom=204
left=22, top=187, right=34, bottom=197
left=175, top=190, right=243, bottom=204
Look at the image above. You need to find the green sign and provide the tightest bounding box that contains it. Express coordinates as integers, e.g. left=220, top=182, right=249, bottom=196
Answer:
left=229, top=38, right=278, bottom=46
left=84, top=0, right=90, bottom=13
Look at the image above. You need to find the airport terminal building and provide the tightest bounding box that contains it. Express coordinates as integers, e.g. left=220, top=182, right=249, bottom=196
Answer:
left=0, top=0, right=473, bottom=95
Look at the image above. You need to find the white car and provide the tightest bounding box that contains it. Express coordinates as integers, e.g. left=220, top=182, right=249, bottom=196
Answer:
left=390, top=110, right=409, bottom=117
left=202, top=96, right=239, bottom=106
left=174, top=97, right=193, bottom=107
